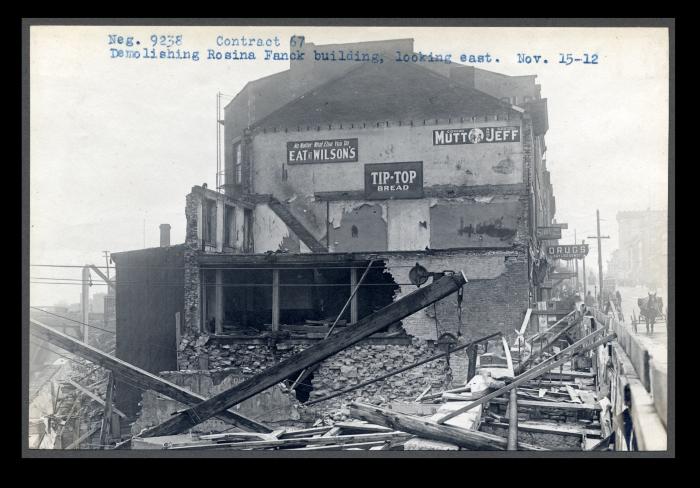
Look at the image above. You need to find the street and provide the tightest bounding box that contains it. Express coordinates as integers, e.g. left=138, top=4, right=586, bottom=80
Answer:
left=615, top=285, right=668, bottom=367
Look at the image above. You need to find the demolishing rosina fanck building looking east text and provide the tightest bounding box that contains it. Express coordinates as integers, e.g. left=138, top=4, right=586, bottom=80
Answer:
left=110, top=38, right=557, bottom=433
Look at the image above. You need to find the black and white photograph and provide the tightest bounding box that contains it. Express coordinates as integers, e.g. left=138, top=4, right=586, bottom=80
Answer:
left=23, top=20, right=673, bottom=456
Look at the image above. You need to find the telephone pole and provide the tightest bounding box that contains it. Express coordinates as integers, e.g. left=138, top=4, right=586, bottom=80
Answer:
left=103, top=251, right=111, bottom=280
left=582, top=239, right=587, bottom=297
left=588, top=209, right=610, bottom=304
left=574, top=230, right=579, bottom=291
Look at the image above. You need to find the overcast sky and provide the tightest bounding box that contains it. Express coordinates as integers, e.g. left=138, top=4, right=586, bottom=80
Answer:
left=29, top=25, right=669, bottom=305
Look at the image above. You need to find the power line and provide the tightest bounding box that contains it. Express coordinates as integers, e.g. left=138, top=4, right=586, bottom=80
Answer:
left=30, top=307, right=116, bottom=335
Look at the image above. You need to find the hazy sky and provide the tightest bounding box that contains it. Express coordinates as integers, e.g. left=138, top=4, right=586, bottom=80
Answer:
left=29, top=25, right=669, bottom=305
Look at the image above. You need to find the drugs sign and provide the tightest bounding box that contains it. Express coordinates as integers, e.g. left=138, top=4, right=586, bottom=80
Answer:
left=364, top=162, right=423, bottom=200
left=546, top=244, right=589, bottom=260
left=287, top=138, right=358, bottom=164
left=433, top=126, right=521, bottom=145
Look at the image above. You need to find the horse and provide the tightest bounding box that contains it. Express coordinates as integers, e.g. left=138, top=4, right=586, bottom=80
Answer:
left=638, top=293, right=662, bottom=334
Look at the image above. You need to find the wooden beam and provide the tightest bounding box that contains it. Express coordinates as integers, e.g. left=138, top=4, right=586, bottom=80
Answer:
left=66, top=380, right=127, bottom=419
left=168, top=431, right=412, bottom=450
left=348, top=402, right=546, bottom=451
left=99, top=372, right=114, bottom=449
left=65, top=426, right=99, bottom=450
left=350, top=266, right=358, bottom=324
left=30, top=319, right=272, bottom=433
left=437, top=331, right=615, bottom=424
left=139, top=272, right=468, bottom=438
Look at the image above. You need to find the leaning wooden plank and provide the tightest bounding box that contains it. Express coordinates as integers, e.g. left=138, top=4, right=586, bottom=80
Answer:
left=66, top=380, right=127, bottom=419
left=421, top=386, right=471, bottom=401
left=331, top=422, right=394, bottom=433
left=166, top=431, right=412, bottom=450
left=64, top=426, right=99, bottom=450
left=30, top=319, right=272, bottom=434
left=290, top=441, right=388, bottom=451
left=437, top=331, right=615, bottom=425
left=322, top=426, right=343, bottom=437
left=415, top=385, right=432, bottom=403
left=516, top=311, right=580, bottom=374
left=348, top=402, right=546, bottom=451
left=138, top=273, right=469, bottom=438
left=278, top=426, right=334, bottom=438
left=99, top=372, right=115, bottom=449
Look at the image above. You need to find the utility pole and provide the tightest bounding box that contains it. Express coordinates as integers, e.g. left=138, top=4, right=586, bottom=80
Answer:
left=81, top=265, right=91, bottom=344
left=582, top=239, right=587, bottom=298
left=574, top=230, right=579, bottom=292
left=103, top=251, right=111, bottom=280
left=588, top=210, right=610, bottom=305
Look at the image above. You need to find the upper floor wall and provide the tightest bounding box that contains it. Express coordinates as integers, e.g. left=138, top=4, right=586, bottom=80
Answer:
left=250, top=118, right=526, bottom=197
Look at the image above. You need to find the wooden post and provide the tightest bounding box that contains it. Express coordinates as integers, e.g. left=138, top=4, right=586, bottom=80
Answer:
left=29, top=319, right=273, bottom=434
left=350, top=266, right=358, bottom=324
left=99, top=372, right=114, bottom=449
left=139, top=272, right=468, bottom=438
left=215, top=269, right=224, bottom=335
left=466, top=344, right=477, bottom=382
left=272, top=268, right=280, bottom=332
left=507, top=388, right=518, bottom=450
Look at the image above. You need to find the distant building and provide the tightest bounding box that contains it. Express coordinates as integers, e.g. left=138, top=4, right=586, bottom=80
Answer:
left=608, top=210, right=667, bottom=289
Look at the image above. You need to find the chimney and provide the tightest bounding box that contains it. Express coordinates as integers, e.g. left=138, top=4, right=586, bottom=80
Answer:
left=159, top=224, right=171, bottom=247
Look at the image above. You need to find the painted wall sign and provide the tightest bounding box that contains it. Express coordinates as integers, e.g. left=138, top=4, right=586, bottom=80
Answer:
left=546, top=244, right=589, bottom=260
left=364, top=162, right=423, bottom=200
left=287, top=138, right=358, bottom=164
left=433, top=126, right=521, bottom=145
left=536, top=226, right=563, bottom=240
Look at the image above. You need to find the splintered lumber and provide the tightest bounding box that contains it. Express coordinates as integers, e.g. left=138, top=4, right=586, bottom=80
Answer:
left=442, top=391, right=489, bottom=402
left=66, top=380, right=127, bottom=419
left=437, top=331, right=616, bottom=425
left=305, top=330, right=501, bottom=406
left=516, top=311, right=579, bottom=374
left=422, top=386, right=471, bottom=401
left=331, top=422, right=394, bottom=434
left=291, top=441, right=388, bottom=451
left=139, top=273, right=469, bottom=438
left=64, top=426, right=99, bottom=450
left=168, top=431, right=412, bottom=450
left=99, top=372, right=115, bottom=449
left=415, top=385, right=432, bottom=402
left=348, top=402, right=546, bottom=451
left=30, top=319, right=272, bottom=434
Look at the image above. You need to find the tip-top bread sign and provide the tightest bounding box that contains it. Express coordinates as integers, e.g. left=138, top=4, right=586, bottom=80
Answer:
left=433, top=126, right=521, bottom=145
left=365, top=162, right=423, bottom=200
left=546, top=244, right=589, bottom=260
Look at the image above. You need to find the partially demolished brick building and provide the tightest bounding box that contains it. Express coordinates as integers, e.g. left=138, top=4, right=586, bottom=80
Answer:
left=111, top=38, right=556, bottom=426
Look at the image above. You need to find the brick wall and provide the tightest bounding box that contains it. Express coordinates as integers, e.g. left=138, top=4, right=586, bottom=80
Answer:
left=184, top=192, right=202, bottom=333
left=384, top=249, right=529, bottom=343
